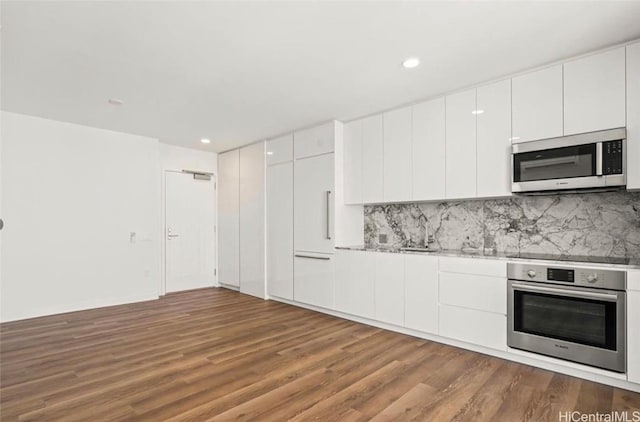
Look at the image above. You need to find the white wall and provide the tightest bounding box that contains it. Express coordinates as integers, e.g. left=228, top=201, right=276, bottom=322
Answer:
left=159, top=143, right=217, bottom=174
left=159, top=142, right=217, bottom=294
left=0, top=112, right=161, bottom=322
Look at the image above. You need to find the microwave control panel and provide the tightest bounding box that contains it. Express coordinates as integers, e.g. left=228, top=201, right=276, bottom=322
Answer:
left=603, top=140, right=623, bottom=175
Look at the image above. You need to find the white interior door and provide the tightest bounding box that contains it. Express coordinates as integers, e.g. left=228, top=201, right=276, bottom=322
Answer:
left=165, top=171, right=216, bottom=293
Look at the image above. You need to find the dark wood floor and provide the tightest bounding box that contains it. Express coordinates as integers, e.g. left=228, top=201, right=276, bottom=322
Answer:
left=1, top=288, right=638, bottom=421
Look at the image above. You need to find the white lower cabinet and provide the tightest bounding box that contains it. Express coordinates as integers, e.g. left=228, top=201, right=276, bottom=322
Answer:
left=335, top=250, right=375, bottom=319
left=439, top=305, right=507, bottom=351
left=628, top=270, right=640, bottom=384
left=293, top=254, right=334, bottom=309
left=439, top=272, right=506, bottom=314
left=404, top=255, right=439, bottom=334
left=438, top=257, right=507, bottom=351
left=374, top=253, right=405, bottom=326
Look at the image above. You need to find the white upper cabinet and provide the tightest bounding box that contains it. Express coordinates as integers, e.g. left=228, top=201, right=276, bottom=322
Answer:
left=412, top=98, right=446, bottom=201
left=266, top=134, right=293, bottom=166
left=627, top=42, right=640, bottom=191
left=563, top=48, right=626, bottom=135
left=343, top=119, right=363, bottom=204
left=362, top=114, right=384, bottom=203
left=512, top=65, right=563, bottom=143
left=445, top=89, right=477, bottom=199
left=476, top=80, right=512, bottom=198
left=294, top=122, right=335, bottom=159
left=383, top=106, right=413, bottom=203
left=218, top=149, right=240, bottom=287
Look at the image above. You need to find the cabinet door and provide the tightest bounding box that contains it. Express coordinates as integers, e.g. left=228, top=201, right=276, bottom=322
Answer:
left=445, top=89, right=477, bottom=199
left=362, top=114, right=384, bottom=203
left=266, top=134, right=293, bottom=166
left=335, top=250, right=375, bottom=319
left=218, top=149, right=240, bottom=287
left=627, top=42, right=640, bottom=191
left=239, top=142, right=266, bottom=299
left=294, top=254, right=334, bottom=309
left=343, top=119, right=363, bottom=204
left=512, top=65, right=563, bottom=143
left=564, top=48, right=625, bottom=135
left=439, top=272, right=506, bottom=314
left=383, top=106, right=413, bottom=202
left=294, top=122, right=335, bottom=159
left=267, top=162, right=293, bottom=300
left=375, top=253, right=404, bottom=326
left=412, top=98, right=446, bottom=201
left=477, top=80, right=512, bottom=198
left=439, top=305, right=507, bottom=351
left=294, top=153, right=335, bottom=254
left=628, top=270, right=640, bottom=384
left=404, top=255, right=438, bottom=334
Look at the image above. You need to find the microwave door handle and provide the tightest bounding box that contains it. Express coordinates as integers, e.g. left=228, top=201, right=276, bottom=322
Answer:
left=596, top=142, right=603, bottom=176
left=511, top=283, right=618, bottom=301
left=520, top=156, right=579, bottom=171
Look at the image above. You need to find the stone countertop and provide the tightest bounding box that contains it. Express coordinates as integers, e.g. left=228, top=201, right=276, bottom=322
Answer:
left=335, top=245, right=640, bottom=270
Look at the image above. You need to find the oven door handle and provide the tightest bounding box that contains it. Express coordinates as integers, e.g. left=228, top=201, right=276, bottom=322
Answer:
left=511, top=283, right=619, bottom=301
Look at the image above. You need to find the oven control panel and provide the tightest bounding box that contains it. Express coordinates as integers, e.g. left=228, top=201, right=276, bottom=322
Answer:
left=507, top=263, right=626, bottom=291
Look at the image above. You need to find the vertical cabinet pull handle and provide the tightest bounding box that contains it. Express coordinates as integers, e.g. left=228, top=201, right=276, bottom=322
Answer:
left=326, top=190, right=332, bottom=240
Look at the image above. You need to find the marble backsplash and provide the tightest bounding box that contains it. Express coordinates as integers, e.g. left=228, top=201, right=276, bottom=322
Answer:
left=364, top=192, right=640, bottom=258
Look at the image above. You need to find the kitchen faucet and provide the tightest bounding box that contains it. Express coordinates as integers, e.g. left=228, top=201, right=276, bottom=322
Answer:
left=417, top=214, right=435, bottom=248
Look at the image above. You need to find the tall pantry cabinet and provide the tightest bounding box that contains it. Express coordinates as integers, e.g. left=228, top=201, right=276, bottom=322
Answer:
left=217, top=141, right=266, bottom=298
left=266, top=135, right=294, bottom=300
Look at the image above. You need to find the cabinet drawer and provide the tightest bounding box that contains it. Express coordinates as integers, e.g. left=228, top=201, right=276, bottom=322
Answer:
left=439, top=272, right=506, bottom=314
left=439, top=257, right=506, bottom=277
left=294, top=122, right=335, bottom=159
left=294, top=254, right=335, bottom=310
left=439, top=304, right=507, bottom=351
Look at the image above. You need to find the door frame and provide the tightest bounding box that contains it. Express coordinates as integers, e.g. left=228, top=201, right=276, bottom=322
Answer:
left=161, top=169, right=218, bottom=296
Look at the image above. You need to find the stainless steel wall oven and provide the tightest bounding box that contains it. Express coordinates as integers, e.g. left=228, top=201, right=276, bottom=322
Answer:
left=507, top=263, right=626, bottom=373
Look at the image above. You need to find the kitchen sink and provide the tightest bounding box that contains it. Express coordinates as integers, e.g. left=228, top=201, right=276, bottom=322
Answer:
left=399, top=247, right=438, bottom=253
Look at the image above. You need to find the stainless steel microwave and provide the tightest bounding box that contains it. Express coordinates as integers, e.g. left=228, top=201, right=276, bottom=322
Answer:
left=511, top=128, right=626, bottom=194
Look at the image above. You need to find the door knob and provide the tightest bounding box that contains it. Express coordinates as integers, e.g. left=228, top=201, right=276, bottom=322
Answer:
left=0, top=218, right=3, bottom=231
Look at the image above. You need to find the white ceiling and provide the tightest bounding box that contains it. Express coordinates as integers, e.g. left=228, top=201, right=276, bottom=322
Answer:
left=2, top=1, right=640, bottom=152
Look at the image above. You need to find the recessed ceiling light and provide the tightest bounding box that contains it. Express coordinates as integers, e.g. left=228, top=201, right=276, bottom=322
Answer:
left=201, top=138, right=211, bottom=144
left=471, top=109, right=485, bottom=115
left=402, top=57, right=420, bottom=69
left=107, top=98, right=124, bottom=106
